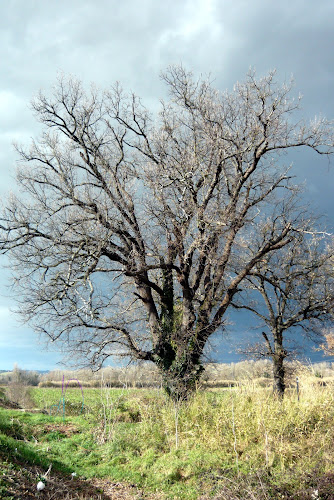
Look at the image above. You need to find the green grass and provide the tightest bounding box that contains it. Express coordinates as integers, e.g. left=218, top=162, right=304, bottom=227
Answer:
left=1, top=383, right=334, bottom=498
left=29, top=386, right=156, bottom=414
left=0, top=411, right=75, bottom=474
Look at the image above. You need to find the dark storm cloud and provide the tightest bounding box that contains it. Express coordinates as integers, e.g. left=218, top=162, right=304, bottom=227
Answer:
left=211, top=0, right=334, bottom=115
left=2, top=1, right=333, bottom=110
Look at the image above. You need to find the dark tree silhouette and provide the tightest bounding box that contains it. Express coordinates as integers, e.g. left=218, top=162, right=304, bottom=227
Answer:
left=233, top=235, right=334, bottom=396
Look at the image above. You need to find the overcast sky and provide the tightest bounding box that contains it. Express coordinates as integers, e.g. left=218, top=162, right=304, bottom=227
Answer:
left=0, top=0, right=333, bottom=370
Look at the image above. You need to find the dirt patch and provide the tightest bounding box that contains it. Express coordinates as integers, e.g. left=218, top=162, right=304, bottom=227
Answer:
left=0, top=454, right=162, bottom=499
left=42, top=423, right=81, bottom=437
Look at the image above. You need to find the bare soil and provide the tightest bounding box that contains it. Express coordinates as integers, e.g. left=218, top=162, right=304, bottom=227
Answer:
left=0, top=453, right=162, bottom=499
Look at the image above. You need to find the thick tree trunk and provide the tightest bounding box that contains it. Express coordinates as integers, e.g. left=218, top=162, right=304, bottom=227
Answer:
left=153, top=339, right=204, bottom=401
left=162, top=359, right=204, bottom=401
left=153, top=267, right=205, bottom=401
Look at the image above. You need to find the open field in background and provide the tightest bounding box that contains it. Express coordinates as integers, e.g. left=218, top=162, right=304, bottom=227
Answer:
left=0, top=362, right=334, bottom=499
left=2, top=359, right=334, bottom=389
left=37, top=360, right=334, bottom=390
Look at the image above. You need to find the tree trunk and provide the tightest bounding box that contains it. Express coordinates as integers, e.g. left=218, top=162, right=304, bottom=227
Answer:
left=272, top=336, right=287, bottom=397
left=162, top=359, right=204, bottom=402
left=273, top=353, right=285, bottom=397
left=153, top=339, right=204, bottom=401
left=153, top=268, right=205, bottom=401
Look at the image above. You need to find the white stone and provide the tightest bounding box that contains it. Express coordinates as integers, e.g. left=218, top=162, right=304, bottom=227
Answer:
left=37, top=481, right=45, bottom=491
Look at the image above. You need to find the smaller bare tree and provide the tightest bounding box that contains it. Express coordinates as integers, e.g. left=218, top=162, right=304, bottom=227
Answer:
left=6, top=364, right=36, bottom=407
left=320, top=332, right=334, bottom=356
left=233, top=233, right=334, bottom=396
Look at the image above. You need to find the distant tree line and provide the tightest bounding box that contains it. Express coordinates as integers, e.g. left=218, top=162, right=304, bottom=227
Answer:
left=0, top=364, right=40, bottom=386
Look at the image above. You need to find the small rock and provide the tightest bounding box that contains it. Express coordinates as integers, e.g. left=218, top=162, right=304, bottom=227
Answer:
left=37, top=481, right=45, bottom=491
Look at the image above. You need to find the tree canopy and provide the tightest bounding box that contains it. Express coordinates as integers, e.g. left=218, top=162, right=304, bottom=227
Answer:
left=1, top=67, right=333, bottom=399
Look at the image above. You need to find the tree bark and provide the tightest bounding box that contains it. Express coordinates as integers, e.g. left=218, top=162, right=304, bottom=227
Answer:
left=154, top=338, right=204, bottom=401
left=272, top=337, right=287, bottom=397
left=273, top=354, right=285, bottom=397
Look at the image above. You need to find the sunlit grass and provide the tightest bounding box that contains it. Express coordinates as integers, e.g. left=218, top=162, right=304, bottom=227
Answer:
left=2, top=369, right=334, bottom=499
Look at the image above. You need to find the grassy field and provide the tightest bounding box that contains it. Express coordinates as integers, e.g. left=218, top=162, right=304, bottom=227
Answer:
left=1, top=367, right=334, bottom=499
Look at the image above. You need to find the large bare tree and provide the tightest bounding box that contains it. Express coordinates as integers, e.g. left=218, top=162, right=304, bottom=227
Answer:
left=0, top=67, right=333, bottom=399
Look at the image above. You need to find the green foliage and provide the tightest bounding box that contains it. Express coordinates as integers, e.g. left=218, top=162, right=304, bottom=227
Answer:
left=0, top=426, right=69, bottom=474
left=0, top=412, right=25, bottom=440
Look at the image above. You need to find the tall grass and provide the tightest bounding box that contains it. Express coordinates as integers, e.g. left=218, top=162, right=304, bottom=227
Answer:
left=3, top=365, right=334, bottom=498
left=103, top=383, right=334, bottom=497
